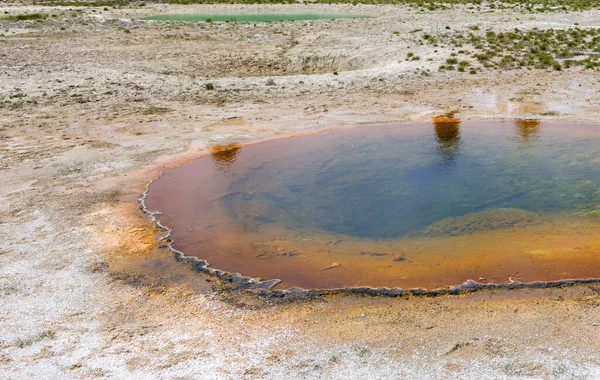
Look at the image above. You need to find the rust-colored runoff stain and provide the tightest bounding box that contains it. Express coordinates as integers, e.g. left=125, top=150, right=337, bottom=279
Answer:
left=432, top=109, right=461, bottom=124
left=514, top=119, right=541, bottom=141
left=144, top=120, right=600, bottom=290
left=210, top=143, right=242, bottom=172
left=433, top=114, right=461, bottom=167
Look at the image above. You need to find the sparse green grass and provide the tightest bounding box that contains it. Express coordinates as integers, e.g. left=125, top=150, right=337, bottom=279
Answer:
left=405, top=52, right=422, bottom=61
left=11, top=0, right=600, bottom=12
left=0, top=282, right=20, bottom=295
left=15, top=0, right=600, bottom=13
left=1, top=13, right=48, bottom=21
left=142, top=106, right=172, bottom=115
left=163, top=0, right=600, bottom=12
left=430, top=27, right=600, bottom=72
left=357, top=347, right=370, bottom=358
left=39, top=0, right=129, bottom=6
left=14, top=329, right=56, bottom=348
left=204, top=83, right=215, bottom=90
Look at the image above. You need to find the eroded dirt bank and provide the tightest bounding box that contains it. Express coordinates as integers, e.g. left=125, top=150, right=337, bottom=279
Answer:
left=2, top=3, right=600, bottom=378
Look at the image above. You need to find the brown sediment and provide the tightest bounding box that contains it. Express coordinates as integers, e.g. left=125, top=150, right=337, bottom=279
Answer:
left=432, top=109, right=461, bottom=123
left=140, top=120, right=600, bottom=297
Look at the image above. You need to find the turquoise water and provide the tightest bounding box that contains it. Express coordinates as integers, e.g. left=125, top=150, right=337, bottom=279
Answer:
left=143, top=13, right=368, bottom=22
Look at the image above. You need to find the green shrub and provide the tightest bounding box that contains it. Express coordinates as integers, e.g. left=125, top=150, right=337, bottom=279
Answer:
left=5, top=13, right=47, bottom=21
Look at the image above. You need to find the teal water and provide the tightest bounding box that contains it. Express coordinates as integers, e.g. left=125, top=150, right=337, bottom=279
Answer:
left=143, top=13, right=368, bottom=22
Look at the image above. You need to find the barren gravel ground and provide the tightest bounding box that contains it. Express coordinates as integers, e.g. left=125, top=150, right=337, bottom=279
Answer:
left=2, top=3, right=600, bottom=379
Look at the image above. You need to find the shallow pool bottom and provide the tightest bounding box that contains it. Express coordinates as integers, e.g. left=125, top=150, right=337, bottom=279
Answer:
left=144, top=120, right=600, bottom=290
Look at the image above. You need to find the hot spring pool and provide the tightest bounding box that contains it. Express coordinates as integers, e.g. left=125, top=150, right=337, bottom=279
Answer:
left=144, top=120, right=600, bottom=289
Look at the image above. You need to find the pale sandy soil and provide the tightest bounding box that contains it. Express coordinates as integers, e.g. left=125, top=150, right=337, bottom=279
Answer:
left=1, top=3, right=600, bottom=379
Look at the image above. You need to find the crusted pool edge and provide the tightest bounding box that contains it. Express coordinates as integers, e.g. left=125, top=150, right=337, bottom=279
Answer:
left=139, top=179, right=600, bottom=301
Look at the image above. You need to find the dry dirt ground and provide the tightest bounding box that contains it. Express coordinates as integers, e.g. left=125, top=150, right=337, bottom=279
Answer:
left=2, top=2, right=600, bottom=379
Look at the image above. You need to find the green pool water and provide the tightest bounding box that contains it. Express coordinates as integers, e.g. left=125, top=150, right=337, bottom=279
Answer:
left=143, top=13, right=368, bottom=22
